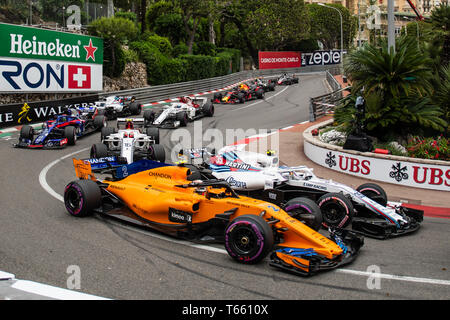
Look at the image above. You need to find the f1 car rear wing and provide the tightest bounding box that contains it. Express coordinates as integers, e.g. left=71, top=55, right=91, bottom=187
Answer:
left=116, top=118, right=146, bottom=129
left=73, top=157, right=172, bottom=181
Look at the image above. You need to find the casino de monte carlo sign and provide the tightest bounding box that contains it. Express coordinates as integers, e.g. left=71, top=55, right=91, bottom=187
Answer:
left=0, top=23, right=103, bottom=93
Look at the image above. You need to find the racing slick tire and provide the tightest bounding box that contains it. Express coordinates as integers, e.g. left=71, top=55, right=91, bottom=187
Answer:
left=93, top=115, right=107, bottom=129
left=64, top=126, right=77, bottom=146
left=20, top=125, right=34, bottom=140
left=146, top=127, right=160, bottom=144
left=202, top=102, right=214, bottom=117
left=269, top=82, right=276, bottom=91
left=356, top=183, right=388, bottom=207
left=101, top=127, right=116, bottom=142
left=256, top=88, right=264, bottom=99
left=224, top=214, right=274, bottom=264
left=176, top=111, right=188, bottom=127
left=129, top=102, right=142, bottom=115
left=90, top=143, right=108, bottom=158
left=147, top=144, right=166, bottom=162
left=237, top=92, right=245, bottom=103
left=144, top=110, right=155, bottom=126
left=284, top=197, right=323, bottom=231
left=64, top=180, right=102, bottom=217
left=318, top=192, right=354, bottom=228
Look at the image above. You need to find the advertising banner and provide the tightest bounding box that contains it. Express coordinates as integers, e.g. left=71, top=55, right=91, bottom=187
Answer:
left=304, top=140, right=450, bottom=191
left=301, top=50, right=343, bottom=66
left=0, top=23, right=103, bottom=93
left=0, top=94, right=99, bottom=129
left=258, top=51, right=301, bottom=70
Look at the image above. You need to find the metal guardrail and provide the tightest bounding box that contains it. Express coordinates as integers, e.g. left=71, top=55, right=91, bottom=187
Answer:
left=99, top=65, right=341, bottom=105
left=309, top=70, right=351, bottom=122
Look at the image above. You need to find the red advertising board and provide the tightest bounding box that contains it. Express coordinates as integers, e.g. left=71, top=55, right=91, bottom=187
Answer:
left=258, top=51, right=301, bottom=69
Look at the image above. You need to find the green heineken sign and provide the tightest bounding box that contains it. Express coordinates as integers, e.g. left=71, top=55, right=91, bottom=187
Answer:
left=0, top=23, right=103, bottom=93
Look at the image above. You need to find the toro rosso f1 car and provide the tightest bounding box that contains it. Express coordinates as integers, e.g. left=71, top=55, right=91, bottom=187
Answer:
left=144, top=96, right=214, bottom=128
left=179, top=146, right=423, bottom=239
left=64, top=158, right=363, bottom=276
left=14, top=113, right=107, bottom=149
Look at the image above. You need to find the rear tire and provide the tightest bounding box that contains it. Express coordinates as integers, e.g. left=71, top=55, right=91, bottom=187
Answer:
left=146, top=127, right=160, bottom=144
left=318, top=192, right=354, bottom=228
left=94, top=115, right=106, bottom=129
left=144, top=110, right=155, bottom=125
left=64, top=180, right=102, bottom=217
left=284, top=197, right=323, bottom=231
left=90, top=143, right=108, bottom=158
left=129, top=102, right=141, bottom=115
left=101, top=127, right=116, bottom=142
left=176, top=111, right=188, bottom=127
left=202, top=102, right=214, bottom=117
left=356, top=183, right=388, bottom=207
left=148, top=144, right=166, bottom=162
left=224, top=214, right=274, bottom=264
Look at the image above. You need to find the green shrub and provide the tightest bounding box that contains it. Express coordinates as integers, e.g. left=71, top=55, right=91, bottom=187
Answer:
left=179, top=54, right=216, bottom=81
left=145, top=34, right=173, bottom=57
left=130, top=41, right=166, bottom=85
left=115, top=11, right=137, bottom=23
left=153, top=13, right=187, bottom=45
left=217, top=47, right=241, bottom=72
left=194, top=41, right=217, bottom=56
left=172, top=43, right=189, bottom=57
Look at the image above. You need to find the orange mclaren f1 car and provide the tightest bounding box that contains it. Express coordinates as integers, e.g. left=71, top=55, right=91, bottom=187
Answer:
left=64, top=158, right=364, bottom=276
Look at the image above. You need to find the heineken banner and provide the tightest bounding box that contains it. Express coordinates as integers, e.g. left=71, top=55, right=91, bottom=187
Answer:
left=0, top=23, right=103, bottom=93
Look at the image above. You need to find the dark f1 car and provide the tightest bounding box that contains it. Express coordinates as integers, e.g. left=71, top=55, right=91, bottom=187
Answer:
left=212, top=83, right=264, bottom=104
left=14, top=113, right=107, bottom=149
left=64, top=158, right=363, bottom=277
left=249, top=78, right=276, bottom=92
left=95, top=95, right=143, bottom=120
left=277, top=73, right=299, bottom=85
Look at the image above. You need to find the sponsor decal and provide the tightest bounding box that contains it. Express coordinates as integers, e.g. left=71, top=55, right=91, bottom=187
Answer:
left=168, top=208, right=192, bottom=223
left=258, top=51, right=301, bottom=70
left=301, top=50, right=344, bottom=66
left=84, top=156, right=116, bottom=164
left=225, top=161, right=251, bottom=170
left=148, top=171, right=172, bottom=179
left=303, top=182, right=327, bottom=191
left=225, top=176, right=247, bottom=189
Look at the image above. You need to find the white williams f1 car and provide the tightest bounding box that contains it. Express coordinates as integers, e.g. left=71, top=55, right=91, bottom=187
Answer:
left=94, top=95, right=142, bottom=119
left=144, top=96, right=214, bottom=128
left=180, top=146, right=423, bottom=239
left=91, top=118, right=165, bottom=164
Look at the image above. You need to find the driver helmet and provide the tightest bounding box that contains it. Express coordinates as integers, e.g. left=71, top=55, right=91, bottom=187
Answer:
left=125, top=120, right=134, bottom=130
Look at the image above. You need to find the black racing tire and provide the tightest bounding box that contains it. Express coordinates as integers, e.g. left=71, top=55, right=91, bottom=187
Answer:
left=101, top=126, right=116, bottom=142
left=284, top=197, right=323, bottom=231
left=94, top=115, right=107, bottom=129
left=176, top=111, right=188, bottom=127
left=256, top=88, right=264, bottom=99
left=20, top=125, right=34, bottom=140
left=224, top=214, right=274, bottom=264
left=129, top=101, right=142, bottom=115
left=356, top=183, right=388, bottom=207
left=147, top=144, right=166, bottom=162
left=64, top=180, right=102, bottom=217
left=213, top=92, right=222, bottom=101
left=143, top=110, right=156, bottom=125
left=269, top=82, right=276, bottom=91
left=146, top=127, right=160, bottom=144
left=237, top=92, right=245, bottom=103
left=317, top=192, right=354, bottom=228
left=64, top=126, right=77, bottom=146
left=90, top=143, right=108, bottom=158
left=202, top=101, right=214, bottom=117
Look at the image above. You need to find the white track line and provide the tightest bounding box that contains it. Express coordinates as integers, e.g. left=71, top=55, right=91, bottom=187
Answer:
left=39, top=147, right=89, bottom=202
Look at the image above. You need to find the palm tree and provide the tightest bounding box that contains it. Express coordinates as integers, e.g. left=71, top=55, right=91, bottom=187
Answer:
left=339, top=36, right=447, bottom=139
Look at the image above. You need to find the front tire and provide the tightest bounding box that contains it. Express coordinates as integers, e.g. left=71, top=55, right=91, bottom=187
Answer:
left=317, top=192, right=354, bottom=228
left=148, top=144, right=166, bottom=162
left=356, top=183, right=388, bottom=207
left=90, top=143, right=108, bottom=158
left=20, top=125, right=34, bottom=140
left=64, top=180, right=102, bottom=217
left=284, top=197, right=323, bottom=231
left=224, top=215, right=274, bottom=264
left=64, top=126, right=77, bottom=146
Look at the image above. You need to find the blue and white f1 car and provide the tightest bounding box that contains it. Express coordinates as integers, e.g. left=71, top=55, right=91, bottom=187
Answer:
left=179, top=146, right=423, bottom=239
